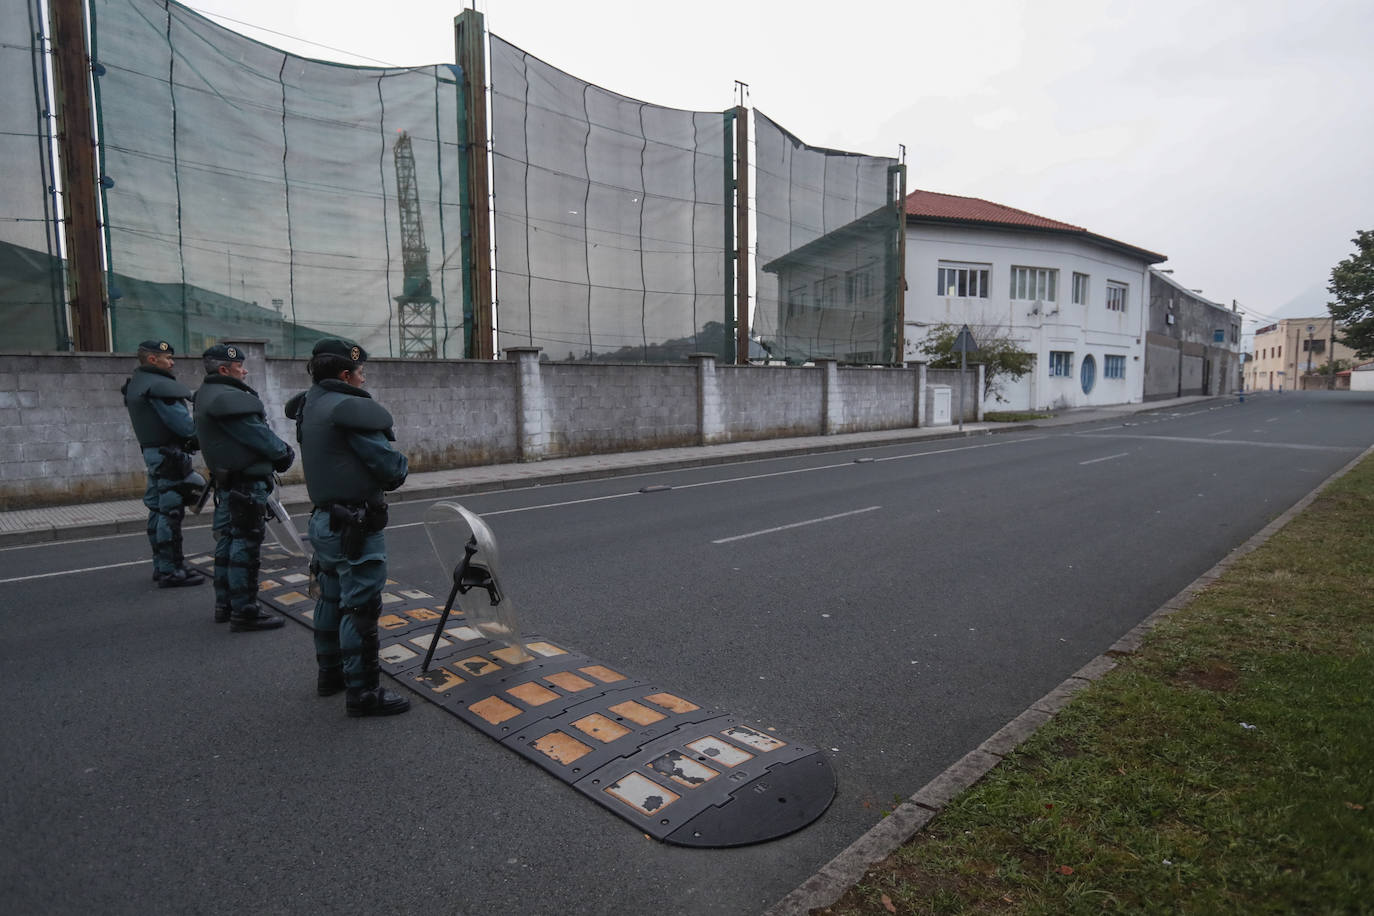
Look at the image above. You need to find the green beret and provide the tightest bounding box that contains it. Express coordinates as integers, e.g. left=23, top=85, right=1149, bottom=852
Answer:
left=312, top=338, right=367, bottom=364
left=202, top=343, right=245, bottom=362
left=138, top=339, right=174, bottom=354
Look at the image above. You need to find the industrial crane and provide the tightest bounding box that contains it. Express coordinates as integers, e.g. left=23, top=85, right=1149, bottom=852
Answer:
left=393, top=130, right=438, bottom=357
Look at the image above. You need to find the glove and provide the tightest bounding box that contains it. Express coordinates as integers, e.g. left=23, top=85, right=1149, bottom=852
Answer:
left=272, top=445, right=295, bottom=473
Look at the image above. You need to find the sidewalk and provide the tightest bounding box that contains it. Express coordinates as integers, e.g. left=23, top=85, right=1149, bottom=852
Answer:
left=0, top=394, right=1230, bottom=547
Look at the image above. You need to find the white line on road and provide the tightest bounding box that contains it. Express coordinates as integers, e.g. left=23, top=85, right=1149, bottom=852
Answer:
left=711, top=506, right=882, bottom=544
left=1079, top=452, right=1129, bottom=465
left=1266, top=418, right=1279, bottom=423
left=5, top=437, right=1048, bottom=552
left=1207, top=429, right=1232, bottom=437
left=0, top=558, right=149, bottom=584
left=1076, top=433, right=1347, bottom=451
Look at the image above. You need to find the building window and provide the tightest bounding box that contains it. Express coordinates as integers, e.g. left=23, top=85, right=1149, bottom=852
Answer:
left=846, top=267, right=874, bottom=304
left=1104, top=354, right=1126, bottom=378
left=1105, top=281, right=1128, bottom=312
left=1048, top=350, right=1073, bottom=377
left=814, top=276, right=839, bottom=309
left=937, top=261, right=990, bottom=298
left=1302, top=339, right=1325, bottom=353
left=787, top=285, right=807, bottom=319
left=1072, top=272, right=1089, bottom=305
left=1214, top=329, right=1225, bottom=343
left=1011, top=266, right=1057, bottom=302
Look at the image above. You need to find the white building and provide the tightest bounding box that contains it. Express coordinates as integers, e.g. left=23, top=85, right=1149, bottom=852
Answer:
left=1350, top=361, right=1374, bottom=392
left=903, top=190, right=1166, bottom=411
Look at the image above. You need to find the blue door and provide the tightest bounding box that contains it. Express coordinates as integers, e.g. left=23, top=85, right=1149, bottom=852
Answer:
left=1081, top=354, right=1096, bottom=395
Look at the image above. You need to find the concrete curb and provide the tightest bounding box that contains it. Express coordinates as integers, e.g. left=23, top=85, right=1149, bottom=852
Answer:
left=763, top=437, right=1374, bottom=916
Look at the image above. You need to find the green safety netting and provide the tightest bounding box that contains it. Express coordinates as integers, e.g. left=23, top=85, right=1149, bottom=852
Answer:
left=0, top=0, right=66, bottom=350
left=488, top=35, right=731, bottom=362
left=91, top=0, right=464, bottom=357
left=753, top=111, right=903, bottom=365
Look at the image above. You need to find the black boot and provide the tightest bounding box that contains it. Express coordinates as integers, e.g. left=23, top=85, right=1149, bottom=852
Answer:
left=229, top=604, right=284, bottom=632
left=317, top=668, right=346, bottom=697
left=345, top=686, right=411, bottom=717
left=214, top=604, right=231, bottom=623
left=157, top=568, right=205, bottom=589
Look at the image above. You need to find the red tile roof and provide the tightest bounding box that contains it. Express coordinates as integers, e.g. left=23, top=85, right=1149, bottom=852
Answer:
left=904, top=189, right=1084, bottom=231
left=904, top=189, right=1165, bottom=263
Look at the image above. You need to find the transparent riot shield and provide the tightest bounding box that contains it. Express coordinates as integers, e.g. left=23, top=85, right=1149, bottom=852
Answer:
left=263, top=479, right=311, bottom=561
left=422, top=501, right=528, bottom=663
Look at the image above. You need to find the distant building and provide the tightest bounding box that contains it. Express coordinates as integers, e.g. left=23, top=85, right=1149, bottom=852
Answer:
left=902, top=190, right=1165, bottom=411
left=1247, top=317, right=1357, bottom=391
left=1144, top=270, right=1242, bottom=399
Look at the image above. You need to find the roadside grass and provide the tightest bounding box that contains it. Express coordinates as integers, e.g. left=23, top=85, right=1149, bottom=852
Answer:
left=984, top=411, right=1055, bottom=422
left=817, top=454, right=1374, bottom=915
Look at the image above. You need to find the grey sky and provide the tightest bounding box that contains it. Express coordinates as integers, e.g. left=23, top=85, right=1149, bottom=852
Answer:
left=194, top=0, right=1374, bottom=334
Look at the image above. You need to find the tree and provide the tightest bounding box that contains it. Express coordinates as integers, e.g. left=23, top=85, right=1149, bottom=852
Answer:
left=1328, top=229, right=1374, bottom=358
left=919, top=323, right=1035, bottom=404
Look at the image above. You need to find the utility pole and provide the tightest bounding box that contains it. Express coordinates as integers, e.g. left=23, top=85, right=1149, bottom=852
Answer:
left=1306, top=324, right=1315, bottom=382
left=50, top=0, right=109, bottom=351
left=455, top=9, right=494, bottom=359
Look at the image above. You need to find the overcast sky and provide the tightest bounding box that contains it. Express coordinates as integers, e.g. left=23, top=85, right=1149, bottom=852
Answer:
left=189, top=0, right=1374, bottom=334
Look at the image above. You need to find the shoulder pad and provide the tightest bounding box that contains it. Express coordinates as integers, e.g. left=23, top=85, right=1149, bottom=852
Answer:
left=206, top=386, right=265, bottom=418
left=330, top=395, right=394, bottom=432
left=284, top=390, right=308, bottom=420
left=144, top=375, right=193, bottom=400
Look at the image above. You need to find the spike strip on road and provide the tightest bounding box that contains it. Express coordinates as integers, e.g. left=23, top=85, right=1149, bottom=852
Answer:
left=186, top=551, right=835, bottom=847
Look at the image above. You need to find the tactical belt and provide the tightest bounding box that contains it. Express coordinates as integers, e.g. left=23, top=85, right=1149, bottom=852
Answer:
left=317, top=499, right=389, bottom=560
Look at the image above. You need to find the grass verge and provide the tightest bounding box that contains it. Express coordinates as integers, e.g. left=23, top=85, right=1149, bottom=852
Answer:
left=817, top=453, right=1374, bottom=914
left=984, top=411, right=1055, bottom=422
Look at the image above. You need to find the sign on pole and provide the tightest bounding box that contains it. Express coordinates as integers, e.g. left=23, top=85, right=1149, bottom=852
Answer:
left=952, top=325, right=979, bottom=354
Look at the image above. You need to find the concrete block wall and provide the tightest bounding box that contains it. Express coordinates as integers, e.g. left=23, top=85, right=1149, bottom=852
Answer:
left=537, top=361, right=699, bottom=458
left=0, top=352, right=151, bottom=506
left=1, top=346, right=952, bottom=509
left=362, top=356, right=519, bottom=471
left=716, top=365, right=825, bottom=442
left=832, top=366, right=918, bottom=433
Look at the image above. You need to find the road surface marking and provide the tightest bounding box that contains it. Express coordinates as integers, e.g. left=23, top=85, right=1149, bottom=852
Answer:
left=1080, top=452, right=1129, bottom=465
left=1076, top=433, right=1347, bottom=451
left=1207, top=429, right=1232, bottom=437
left=711, top=506, right=882, bottom=544
left=0, top=558, right=149, bottom=584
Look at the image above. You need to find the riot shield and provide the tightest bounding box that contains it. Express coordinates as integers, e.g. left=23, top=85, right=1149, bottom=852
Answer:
left=423, top=501, right=528, bottom=660
left=264, top=482, right=311, bottom=561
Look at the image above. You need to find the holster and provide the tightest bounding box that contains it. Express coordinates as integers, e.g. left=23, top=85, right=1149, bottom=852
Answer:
left=329, top=503, right=368, bottom=561
left=327, top=498, right=388, bottom=561
left=227, top=485, right=266, bottom=530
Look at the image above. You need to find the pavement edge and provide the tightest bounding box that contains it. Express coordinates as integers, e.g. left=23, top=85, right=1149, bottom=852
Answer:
left=763, top=439, right=1374, bottom=916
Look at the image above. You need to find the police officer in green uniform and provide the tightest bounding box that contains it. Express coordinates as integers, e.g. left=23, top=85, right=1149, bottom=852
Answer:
left=194, top=344, right=295, bottom=631
left=291, top=339, right=410, bottom=716
left=122, top=339, right=204, bottom=589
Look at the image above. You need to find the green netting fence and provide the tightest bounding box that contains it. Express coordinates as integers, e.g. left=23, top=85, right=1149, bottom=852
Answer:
left=92, top=0, right=465, bottom=357
left=0, top=0, right=67, bottom=350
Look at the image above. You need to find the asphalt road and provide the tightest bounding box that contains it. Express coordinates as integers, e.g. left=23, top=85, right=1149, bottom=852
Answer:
left=3, top=391, right=1371, bottom=915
